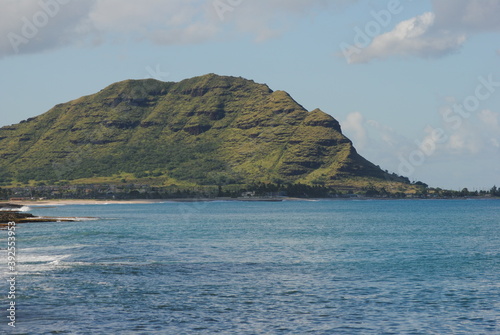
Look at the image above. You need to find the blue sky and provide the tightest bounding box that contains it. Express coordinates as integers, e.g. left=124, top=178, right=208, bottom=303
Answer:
left=1, top=0, right=499, bottom=190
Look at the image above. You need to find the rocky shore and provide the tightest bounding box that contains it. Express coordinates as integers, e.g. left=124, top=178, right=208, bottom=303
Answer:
left=0, top=203, right=25, bottom=210
left=0, top=203, right=81, bottom=227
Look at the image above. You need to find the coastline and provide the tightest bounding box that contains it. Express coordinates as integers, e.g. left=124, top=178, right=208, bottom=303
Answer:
left=5, top=198, right=292, bottom=207
left=4, top=196, right=499, bottom=207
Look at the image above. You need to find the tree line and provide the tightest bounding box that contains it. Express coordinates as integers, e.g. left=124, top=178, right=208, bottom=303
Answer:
left=1, top=183, right=499, bottom=200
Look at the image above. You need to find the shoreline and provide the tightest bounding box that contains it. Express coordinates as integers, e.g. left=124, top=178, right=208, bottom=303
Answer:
left=3, top=196, right=499, bottom=207
left=4, top=198, right=291, bottom=206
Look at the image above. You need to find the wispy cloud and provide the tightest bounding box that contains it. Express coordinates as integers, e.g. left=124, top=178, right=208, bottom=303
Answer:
left=342, top=108, right=500, bottom=186
left=0, top=0, right=96, bottom=57
left=341, top=111, right=367, bottom=149
left=0, top=0, right=339, bottom=58
left=440, top=108, right=500, bottom=155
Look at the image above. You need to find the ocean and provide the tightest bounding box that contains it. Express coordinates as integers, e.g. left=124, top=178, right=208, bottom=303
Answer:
left=2, top=199, right=499, bottom=334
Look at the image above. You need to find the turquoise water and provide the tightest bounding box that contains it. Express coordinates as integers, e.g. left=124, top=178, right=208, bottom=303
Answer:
left=2, top=199, right=499, bottom=334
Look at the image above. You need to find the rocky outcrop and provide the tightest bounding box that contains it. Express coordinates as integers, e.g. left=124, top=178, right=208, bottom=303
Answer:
left=0, top=211, right=35, bottom=224
left=0, top=203, right=23, bottom=210
left=0, top=210, right=80, bottom=225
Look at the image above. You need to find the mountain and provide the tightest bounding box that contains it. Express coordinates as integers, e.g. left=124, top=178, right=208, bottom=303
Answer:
left=0, top=74, right=411, bottom=191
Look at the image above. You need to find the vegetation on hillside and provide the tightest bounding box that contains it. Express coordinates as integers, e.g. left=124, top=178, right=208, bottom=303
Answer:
left=0, top=74, right=415, bottom=192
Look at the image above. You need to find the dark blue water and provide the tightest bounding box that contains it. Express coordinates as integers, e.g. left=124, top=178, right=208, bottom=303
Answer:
left=2, top=199, right=499, bottom=334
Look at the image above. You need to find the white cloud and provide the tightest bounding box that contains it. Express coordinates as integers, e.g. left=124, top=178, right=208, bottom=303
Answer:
left=341, top=112, right=367, bottom=149
left=347, top=0, right=500, bottom=63
left=349, top=12, right=466, bottom=64
left=0, top=0, right=337, bottom=58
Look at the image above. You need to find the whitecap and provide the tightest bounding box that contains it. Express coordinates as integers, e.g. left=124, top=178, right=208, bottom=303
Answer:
left=58, top=217, right=100, bottom=222
left=0, top=250, right=73, bottom=279
left=0, top=205, right=31, bottom=212
left=17, top=253, right=73, bottom=274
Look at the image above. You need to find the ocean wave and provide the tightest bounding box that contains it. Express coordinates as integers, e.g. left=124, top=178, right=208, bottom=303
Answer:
left=49, top=217, right=100, bottom=222
left=0, top=205, right=31, bottom=212
left=18, top=254, right=73, bottom=274
left=0, top=250, right=73, bottom=279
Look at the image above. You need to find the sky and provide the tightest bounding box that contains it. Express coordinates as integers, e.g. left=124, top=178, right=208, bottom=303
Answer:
left=1, top=0, right=499, bottom=190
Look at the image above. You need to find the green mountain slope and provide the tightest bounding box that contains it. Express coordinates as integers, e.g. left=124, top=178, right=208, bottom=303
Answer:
left=0, top=74, right=410, bottom=190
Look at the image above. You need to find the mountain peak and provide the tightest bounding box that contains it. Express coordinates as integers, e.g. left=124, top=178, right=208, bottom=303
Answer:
left=0, top=74, right=411, bottom=190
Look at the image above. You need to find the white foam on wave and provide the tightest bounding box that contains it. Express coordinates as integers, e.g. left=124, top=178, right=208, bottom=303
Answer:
left=1, top=206, right=31, bottom=212
left=53, top=217, right=100, bottom=222
left=0, top=245, right=91, bottom=279
left=22, top=245, right=88, bottom=253
left=16, top=253, right=73, bottom=274
left=0, top=252, right=72, bottom=279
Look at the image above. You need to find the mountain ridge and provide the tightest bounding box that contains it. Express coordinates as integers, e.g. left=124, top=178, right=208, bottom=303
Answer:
left=0, top=74, right=412, bottom=191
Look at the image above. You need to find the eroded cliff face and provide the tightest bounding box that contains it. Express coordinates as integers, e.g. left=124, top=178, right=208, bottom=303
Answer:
left=0, top=74, right=408, bottom=188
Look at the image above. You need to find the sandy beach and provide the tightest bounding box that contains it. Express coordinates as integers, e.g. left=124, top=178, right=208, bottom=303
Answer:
left=4, top=197, right=299, bottom=207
